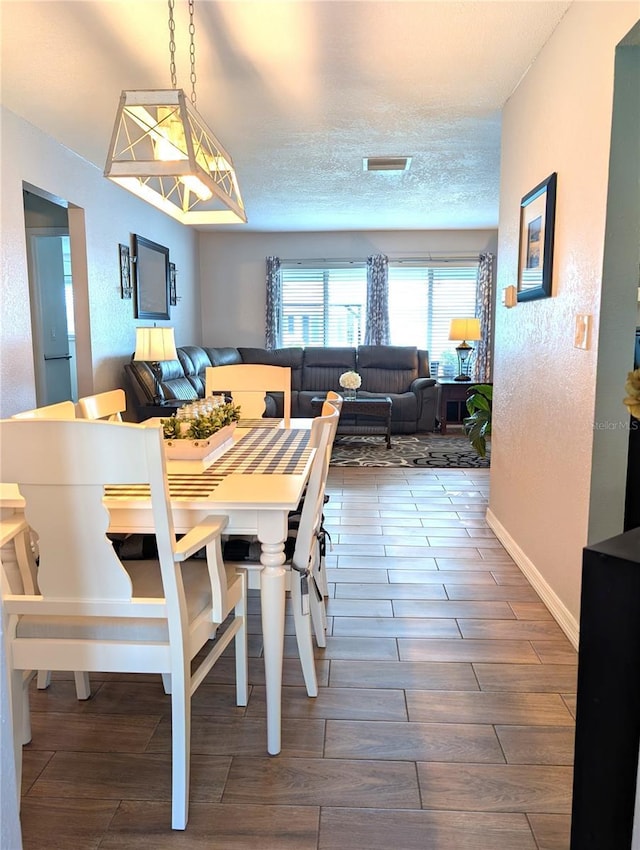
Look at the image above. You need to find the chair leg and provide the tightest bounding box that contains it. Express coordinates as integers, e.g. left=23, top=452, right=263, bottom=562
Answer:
left=170, top=670, right=190, bottom=830
left=310, top=543, right=327, bottom=647
left=21, top=671, right=36, bottom=744
left=11, top=668, right=25, bottom=803
left=317, top=554, right=329, bottom=598
left=234, top=572, right=248, bottom=706
left=38, top=670, right=91, bottom=699
left=36, top=670, right=51, bottom=690
left=309, top=588, right=327, bottom=649
left=290, top=573, right=318, bottom=697
left=161, top=674, right=172, bottom=695
left=74, top=672, right=91, bottom=700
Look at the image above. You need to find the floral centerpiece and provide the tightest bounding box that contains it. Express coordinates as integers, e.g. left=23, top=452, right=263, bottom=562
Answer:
left=161, top=399, right=241, bottom=459
left=624, top=368, right=640, bottom=420
left=339, top=370, right=361, bottom=400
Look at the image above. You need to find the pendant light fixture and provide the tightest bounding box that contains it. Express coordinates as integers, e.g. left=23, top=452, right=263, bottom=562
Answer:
left=104, top=0, right=246, bottom=225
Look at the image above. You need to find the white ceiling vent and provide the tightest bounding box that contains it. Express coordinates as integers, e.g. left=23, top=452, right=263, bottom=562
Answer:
left=363, top=156, right=412, bottom=172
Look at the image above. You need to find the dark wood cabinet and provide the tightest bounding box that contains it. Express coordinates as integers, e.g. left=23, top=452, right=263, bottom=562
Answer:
left=570, top=527, right=640, bottom=849
left=624, top=418, right=640, bottom=531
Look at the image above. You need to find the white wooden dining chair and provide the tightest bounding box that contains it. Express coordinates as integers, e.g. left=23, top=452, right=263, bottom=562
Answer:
left=0, top=418, right=248, bottom=830
left=226, top=403, right=339, bottom=696
left=205, top=364, right=292, bottom=427
left=308, top=393, right=342, bottom=601
left=11, top=400, right=76, bottom=419
left=326, top=390, right=344, bottom=414
left=78, top=388, right=126, bottom=421
left=0, top=515, right=40, bottom=751
left=10, top=398, right=89, bottom=696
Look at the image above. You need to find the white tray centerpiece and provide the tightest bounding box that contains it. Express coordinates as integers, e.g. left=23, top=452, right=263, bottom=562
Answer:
left=161, top=399, right=241, bottom=460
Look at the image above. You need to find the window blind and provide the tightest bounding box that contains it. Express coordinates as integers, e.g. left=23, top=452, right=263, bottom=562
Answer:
left=280, top=260, right=478, bottom=355
left=281, top=265, right=367, bottom=347
left=388, top=264, right=478, bottom=358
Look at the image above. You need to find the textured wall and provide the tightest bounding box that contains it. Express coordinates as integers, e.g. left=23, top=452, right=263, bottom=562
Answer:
left=490, top=3, right=639, bottom=625
left=0, top=107, right=201, bottom=418
left=198, top=229, right=498, bottom=348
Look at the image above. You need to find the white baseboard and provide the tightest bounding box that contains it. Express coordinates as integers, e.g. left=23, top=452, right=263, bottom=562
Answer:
left=486, top=508, right=579, bottom=650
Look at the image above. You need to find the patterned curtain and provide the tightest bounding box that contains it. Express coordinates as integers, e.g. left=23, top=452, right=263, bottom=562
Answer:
left=265, top=256, right=281, bottom=350
left=474, top=252, right=495, bottom=381
left=364, top=254, right=390, bottom=345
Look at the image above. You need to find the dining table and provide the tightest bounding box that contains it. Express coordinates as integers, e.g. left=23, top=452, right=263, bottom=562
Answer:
left=0, top=421, right=315, bottom=756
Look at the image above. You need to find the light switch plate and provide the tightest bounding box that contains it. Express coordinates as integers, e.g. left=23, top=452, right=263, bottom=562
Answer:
left=574, top=314, right=591, bottom=350
left=503, top=285, right=517, bottom=308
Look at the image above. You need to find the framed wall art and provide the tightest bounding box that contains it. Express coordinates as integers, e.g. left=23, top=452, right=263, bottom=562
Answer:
left=517, top=172, right=557, bottom=302
left=169, top=262, right=177, bottom=306
left=133, top=234, right=170, bottom=320
left=119, top=243, right=132, bottom=299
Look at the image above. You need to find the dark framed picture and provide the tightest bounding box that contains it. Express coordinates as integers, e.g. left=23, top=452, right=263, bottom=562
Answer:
left=517, top=172, right=557, bottom=302
left=119, top=243, right=132, bottom=299
left=133, top=234, right=170, bottom=320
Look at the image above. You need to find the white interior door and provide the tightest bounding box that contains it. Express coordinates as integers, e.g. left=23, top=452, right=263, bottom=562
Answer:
left=26, top=231, right=75, bottom=404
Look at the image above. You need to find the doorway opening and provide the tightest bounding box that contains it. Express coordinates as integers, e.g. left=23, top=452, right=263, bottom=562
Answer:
left=23, top=188, right=91, bottom=405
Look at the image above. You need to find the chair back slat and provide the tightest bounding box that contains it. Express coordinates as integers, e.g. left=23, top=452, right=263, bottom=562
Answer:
left=11, top=401, right=76, bottom=420
left=205, top=364, right=291, bottom=426
left=78, top=389, right=126, bottom=421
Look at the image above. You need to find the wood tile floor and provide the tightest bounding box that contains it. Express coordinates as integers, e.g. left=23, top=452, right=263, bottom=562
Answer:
left=18, top=467, right=576, bottom=849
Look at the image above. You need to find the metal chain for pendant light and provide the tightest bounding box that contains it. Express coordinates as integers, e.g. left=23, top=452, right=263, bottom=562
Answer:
left=188, top=0, right=197, bottom=106
left=167, top=0, right=178, bottom=89
left=167, top=0, right=197, bottom=103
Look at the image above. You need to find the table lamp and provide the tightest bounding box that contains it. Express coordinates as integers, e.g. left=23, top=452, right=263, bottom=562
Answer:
left=448, top=318, right=482, bottom=382
left=133, top=326, right=178, bottom=404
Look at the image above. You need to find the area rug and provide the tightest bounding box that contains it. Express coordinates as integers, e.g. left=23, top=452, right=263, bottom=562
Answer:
left=330, top=434, right=490, bottom=468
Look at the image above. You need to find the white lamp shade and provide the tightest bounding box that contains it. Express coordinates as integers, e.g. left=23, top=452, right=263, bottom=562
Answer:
left=449, top=318, right=482, bottom=342
left=134, top=327, right=178, bottom=362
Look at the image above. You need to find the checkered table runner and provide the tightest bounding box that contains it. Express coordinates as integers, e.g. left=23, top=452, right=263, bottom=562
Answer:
left=214, top=428, right=311, bottom=475
left=104, top=428, right=311, bottom=502
left=237, top=417, right=283, bottom=429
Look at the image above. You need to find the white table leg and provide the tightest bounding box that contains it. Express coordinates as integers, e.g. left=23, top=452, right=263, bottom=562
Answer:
left=257, top=513, right=288, bottom=756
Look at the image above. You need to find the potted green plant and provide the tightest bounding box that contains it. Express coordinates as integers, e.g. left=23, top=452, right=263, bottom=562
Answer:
left=161, top=400, right=241, bottom=459
left=463, top=383, right=492, bottom=458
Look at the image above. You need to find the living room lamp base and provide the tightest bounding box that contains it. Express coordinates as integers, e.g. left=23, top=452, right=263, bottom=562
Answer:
left=454, top=341, right=474, bottom=382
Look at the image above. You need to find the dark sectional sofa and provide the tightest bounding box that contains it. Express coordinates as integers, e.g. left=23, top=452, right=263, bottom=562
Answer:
left=124, top=344, right=438, bottom=433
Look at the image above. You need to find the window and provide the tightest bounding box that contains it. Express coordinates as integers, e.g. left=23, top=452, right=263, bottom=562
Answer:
left=279, top=259, right=479, bottom=354
left=388, top=263, right=478, bottom=359
left=281, top=265, right=367, bottom=347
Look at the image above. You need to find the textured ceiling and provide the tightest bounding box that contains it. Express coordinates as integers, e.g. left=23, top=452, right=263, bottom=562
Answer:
left=0, top=0, right=571, bottom=231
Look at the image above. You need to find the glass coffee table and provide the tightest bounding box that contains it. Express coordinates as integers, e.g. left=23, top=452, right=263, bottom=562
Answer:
left=311, top=395, right=392, bottom=449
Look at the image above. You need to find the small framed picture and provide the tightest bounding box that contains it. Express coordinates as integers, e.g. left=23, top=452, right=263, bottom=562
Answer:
left=517, top=172, right=557, bottom=302
left=169, top=262, right=177, bottom=306
left=119, top=243, right=132, bottom=299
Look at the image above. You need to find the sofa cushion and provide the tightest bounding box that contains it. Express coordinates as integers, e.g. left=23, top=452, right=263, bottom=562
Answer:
left=357, top=345, right=419, bottom=394
left=238, top=347, right=304, bottom=391
left=302, top=347, right=357, bottom=393
left=178, top=346, right=213, bottom=396
left=204, top=346, right=242, bottom=367
left=357, top=390, right=417, bottom=422
left=155, top=359, right=199, bottom=401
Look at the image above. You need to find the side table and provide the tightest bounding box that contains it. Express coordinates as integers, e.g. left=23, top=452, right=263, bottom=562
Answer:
left=437, top=379, right=473, bottom=435
left=311, top=395, right=392, bottom=449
